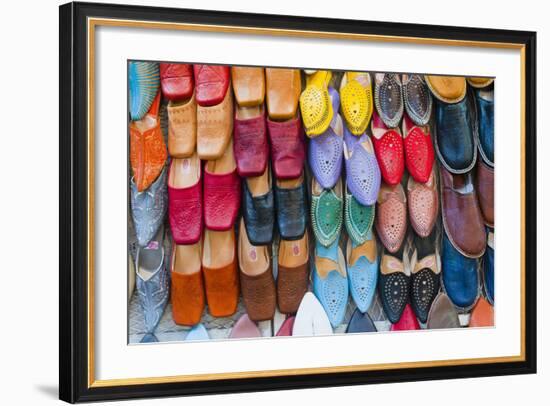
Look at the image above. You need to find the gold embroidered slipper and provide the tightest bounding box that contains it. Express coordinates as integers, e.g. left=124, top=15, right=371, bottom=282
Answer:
left=299, top=70, right=334, bottom=137
left=339, top=71, right=373, bottom=135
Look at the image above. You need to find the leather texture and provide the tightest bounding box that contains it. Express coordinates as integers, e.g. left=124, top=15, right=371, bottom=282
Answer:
left=347, top=236, right=378, bottom=313
left=425, top=75, right=466, bottom=103
left=233, top=106, right=269, bottom=177
left=375, top=183, right=407, bottom=253
left=130, top=165, right=167, bottom=247
left=266, top=68, right=301, bottom=120
left=378, top=253, right=409, bottom=324
left=403, top=74, right=432, bottom=126
left=193, top=65, right=230, bottom=107
left=442, top=232, right=479, bottom=310
left=434, top=95, right=477, bottom=174
left=312, top=240, right=349, bottom=328
left=427, top=292, right=461, bottom=329
left=467, top=77, right=494, bottom=88
left=267, top=114, right=305, bottom=179
left=203, top=249, right=239, bottom=318
left=274, top=180, right=307, bottom=240
left=171, top=269, right=205, bottom=326
left=197, top=87, right=233, bottom=160
left=168, top=161, right=203, bottom=245
left=129, top=61, right=160, bottom=121
left=344, top=187, right=375, bottom=245
left=390, top=304, right=420, bottom=331
left=469, top=296, right=494, bottom=327
left=475, top=159, right=494, bottom=227
left=276, top=316, right=295, bottom=336
left=407, top=169, right=438, bottom=238
left=371, top=110, right=405, bottom=186
left=343, top=128, right=381, bottom=205
left=231, top=67, right=265, bottom=107
left=374, top=73, right=404, bottom=128
left=203, top=165, right=241, bottom=231
left=440, top=166, right=486, bottom=258
left=403, top=114, right=435, bottom=183
left=484, top=238, right=494, bottom=305
left=129, top=93, right=167, bottom=192
left=240, top=268, right=277, bottom=322
left=346, top=308, right=377, bottom=333
left=167, top=92, right=197, bottom=158
left=242, top=179, right=274, bottom=246
left=277, top=237, right=309, bottom=314
left=311, top=182, right=343, bottom=247
left=475, top=89, right=494, bottom=166
left=160, top=63, right=194, bottom=101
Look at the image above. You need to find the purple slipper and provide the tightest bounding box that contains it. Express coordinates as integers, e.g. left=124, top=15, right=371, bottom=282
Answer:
left=309, top=88, right=344, bottom=189
left=343, top=127, right=381, bottom=205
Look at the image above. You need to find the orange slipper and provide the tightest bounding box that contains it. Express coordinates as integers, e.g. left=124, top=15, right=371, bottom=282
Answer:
left=231, top=67, right=265, bottom=107
left=202, top=229, right=239, bottom=317
left=129, top=91, right=167, bottom=191
left=167, top=92, right=197, bottom=158
left=425, top=75, right=466, bottom=103
left=266, top=68, right=302, bottom=121
left=469, top=296, right=494, bottom=327
left=197, top=86, right=234, bottom=160
left=171, top=242, right=205, bottom=326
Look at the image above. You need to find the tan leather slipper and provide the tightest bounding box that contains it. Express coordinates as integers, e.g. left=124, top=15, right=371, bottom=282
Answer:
left=266, top=68, right=302, bottom=121
left=231, top=67, right=265, bottom=107
left=467, top=77, right=494, bottom=89
left=197, top=86, right=234, bottom=160
left=425, top=75, right=467, bottom=103
left=277, top=233, right=309, bottom=314
left=167, top=92, right=197, bottom=158
left=238, top=220, right=276, bottom=321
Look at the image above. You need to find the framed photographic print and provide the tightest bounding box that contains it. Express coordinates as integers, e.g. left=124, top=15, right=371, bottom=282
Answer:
left=59, top=1, right=537, bottom=403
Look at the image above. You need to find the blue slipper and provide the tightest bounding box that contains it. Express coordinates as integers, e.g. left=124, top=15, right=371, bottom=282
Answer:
left=346, top=233, right=378, bottom=313
left=185, top=324, right=210, bottom=341
left=129, top=61, right=160, bottom=121
left=346, top=308, right=377, bottom=333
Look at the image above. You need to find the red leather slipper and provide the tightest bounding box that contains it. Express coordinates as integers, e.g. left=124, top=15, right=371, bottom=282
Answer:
left=193, top=64, right=230, bottom=107
left=371, top=110, right=405, bottom=185
left=276, top=316, right=295, bottom=336
left=390, top=304, right=420, bottom=331
left=402, top=113, right=434, bottom=183
left=233, top=104, right=269, bottom=177
left=160, top=63, right=194, bottom=101
left=267, top=113, right=305, bottom=179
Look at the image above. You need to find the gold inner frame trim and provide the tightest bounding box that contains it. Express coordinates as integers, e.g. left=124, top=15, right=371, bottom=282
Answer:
left=86, top=17, right=527, bottom=388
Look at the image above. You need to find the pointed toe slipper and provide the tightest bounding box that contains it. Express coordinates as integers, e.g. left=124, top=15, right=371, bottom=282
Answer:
left=231, top=67, right=265, bottom=107
left=276, top=316, right=296, bottom=336
left=266, top=68, right=302, bottom=121
left=346, top=308, right=377, bottom=333
left=425, top=75, right=466, bottom=104
left=167, top=92, right=197, bottom=158
left=311, top=178, right=343, bottom=247
left=375, top=182, right=407, bottom=253
left=402, top=74, right=432, bottom=126
left=233, top=104, right=269, bottom=177
left=371, top=109, right=405, bottom=185
left=299, top=70, right=334, bottom=137
left=343, top=128, right=381, bottom=206
left=197, top=86, right=233, bottom=160
left=168, top=154, right=203, bottom=245
left=129, top=92, right=167, bottom=192
left=140, top=333, right=159, bottom=343
left=312, top=239, right=349, bottom=328
left=230, top=314, right=262, bottom=339
left=407, top=168, right=438, bottom=238
left=378, top=249, right=409, bottom=324
left=193, top=64, right=230, bottom=107
left=277, top=234, right=309, bottom=314
left=469, top=296, right=494, bottom=327
left=203, top=140, right=241, bottom=231
left=185, top=323, right=210, bottom=341
left=293, top=292, right=333, bottom=336
left=346, top=234, right=378, bottom=313
left=410, top=232, right=440, bottom=324
left=390, top=304, right=420, bottom=331
left=374, top=73, right=404, bottom=128
left=129, top=61, right=160, bottom=121
left=160, top=63, right=194, bottom=101
left=427, top=292, right=460, bottom=329
left=402, top=113, right=434, bottom=183
left=340, top=71, right=373, bottom=135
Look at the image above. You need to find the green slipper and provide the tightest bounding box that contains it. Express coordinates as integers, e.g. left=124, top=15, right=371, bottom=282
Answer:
left=311, top=178, right=343, bottom=247
left=345, top=185, right=375, bottom=245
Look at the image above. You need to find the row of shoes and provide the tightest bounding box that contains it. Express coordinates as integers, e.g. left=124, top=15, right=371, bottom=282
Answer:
left=128, top=63, right=495, bottom=342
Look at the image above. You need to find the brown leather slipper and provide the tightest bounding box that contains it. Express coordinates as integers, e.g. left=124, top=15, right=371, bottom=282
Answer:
left=247, top=164, right=271, bottom=197
left=202, top=229, right=239, bottom=317
left=277, top=233, right=309, bottom=314
left=238, top=220, right=276, bottom=321
left=231, top=67, right=265, bottom=107
left=266, top=68, right=302, bottom=121
left=167, top=92, right=197, bottom=158
left=197, top=86, right=233, bottom=160
left=425, top=75, right=467, bottom=103
left=171, top=242, right=205, bottom=326
left=469, top=296, right=494, bottom=327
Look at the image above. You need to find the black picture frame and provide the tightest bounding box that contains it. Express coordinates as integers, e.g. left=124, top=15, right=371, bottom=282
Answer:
left=59, top=1, right=537, bottom=403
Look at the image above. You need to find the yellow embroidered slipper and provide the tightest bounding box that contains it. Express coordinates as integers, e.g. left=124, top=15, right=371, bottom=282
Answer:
left=339, top=72, right=373, bottom=135
left=299, top=70, right=334, bottom=137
